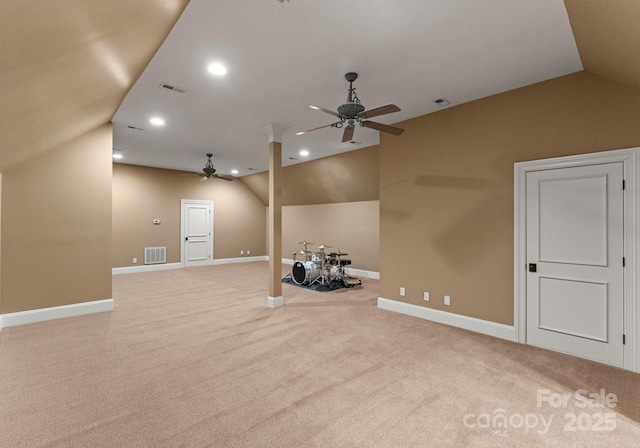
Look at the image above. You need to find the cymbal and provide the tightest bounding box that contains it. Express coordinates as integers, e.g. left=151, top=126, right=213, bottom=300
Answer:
left=329, top=252, right=348, bottom=257
left=296, top=240, right=314, bottom=245
left=317, top=243, right=333, bottom=250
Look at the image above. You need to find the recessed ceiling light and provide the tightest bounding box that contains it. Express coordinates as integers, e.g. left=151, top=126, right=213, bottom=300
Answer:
left=231, top=169, right=239, bottom=175
left=299, top=149, right=309, bottom=157
left=207, top=62, right=227, bottom=76
left=113, top=153, right=123, bottom=160
left=150, top=117, right=165, bottom=126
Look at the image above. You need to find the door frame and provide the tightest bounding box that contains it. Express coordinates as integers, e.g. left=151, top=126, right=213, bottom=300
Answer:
left=514, top=147, right=638, bottom=372
left=180, top=199, right=214, bottom=267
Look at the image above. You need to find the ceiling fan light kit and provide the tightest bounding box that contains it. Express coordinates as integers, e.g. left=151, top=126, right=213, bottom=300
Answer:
left=299, top=72, right=405, bottom=142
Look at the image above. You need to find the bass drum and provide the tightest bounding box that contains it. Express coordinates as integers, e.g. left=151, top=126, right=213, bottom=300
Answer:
left=292, top=261, right=321, bottom=285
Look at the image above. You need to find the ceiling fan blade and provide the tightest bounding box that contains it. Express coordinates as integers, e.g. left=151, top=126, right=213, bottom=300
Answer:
left=178, top=173, right=200, bottom=177
left=296, top=122, right=337, bottom=135
left=359, top=104, right=401, bottom=120
left=362, top=120, right=405, bottom=136
left=213, top=174, right=235, bottom=181
left=310, top=105, right=340, bottom=118
left=342, top=124, right=355, bottom=142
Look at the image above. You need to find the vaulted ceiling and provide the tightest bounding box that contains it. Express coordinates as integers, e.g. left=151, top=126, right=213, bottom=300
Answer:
left=565, top=0, right=640, bottom=91
left=1, top=0, right=639, bottom=173
left=0, top=0, right=190, bottom=172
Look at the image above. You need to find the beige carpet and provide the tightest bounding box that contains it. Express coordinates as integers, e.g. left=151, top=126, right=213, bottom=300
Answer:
left=1, top=261, right=639, bottom=447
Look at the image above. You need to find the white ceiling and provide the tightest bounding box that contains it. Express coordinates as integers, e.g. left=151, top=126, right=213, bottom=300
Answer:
left=112, top=0, right=582, bottom=176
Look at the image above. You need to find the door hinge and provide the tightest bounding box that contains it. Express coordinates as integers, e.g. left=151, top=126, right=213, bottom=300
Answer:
left=623, top=179, right=626, bottom=190
left=623, top=334, right=626, bottom=345
left=623, top=257, right=626, bottom=267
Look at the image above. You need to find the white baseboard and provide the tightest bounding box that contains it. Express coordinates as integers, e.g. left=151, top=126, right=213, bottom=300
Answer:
left=281, top=258, right=379, bottom=279
left=348, top=268, right=379, bottom=280
left=0, top=299, right=114, bottom=329
left=112, top=262, right=182, bottom=275
left=213, top=256, right=268, bottom=265
left=113, top=257, right=269, bottom=275
left=377, top=297, right=517, bottom=342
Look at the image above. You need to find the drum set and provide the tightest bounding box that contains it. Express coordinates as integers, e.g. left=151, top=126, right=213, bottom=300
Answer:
left=283, top=240, right=361, bottom=289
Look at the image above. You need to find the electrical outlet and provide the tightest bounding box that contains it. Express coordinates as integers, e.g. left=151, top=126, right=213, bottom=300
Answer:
left=400, top=287, right=406, bottom=296
left=133, top=258, right=137, bottom=264
left=423, top=292, right=430, bottom=301
left=444, top=295, right=451, bottom=306
left=240, top=250, right=244, bottom=255
left=247, top=250, right=251, bottom=255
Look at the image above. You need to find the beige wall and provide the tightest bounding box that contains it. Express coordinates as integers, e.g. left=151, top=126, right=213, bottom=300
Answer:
left=242, top=145, right=381, bottom=272
left=380, top=71, right=640, bottom=325
left=112, top=164, right=267, bottom=267
left=242, top=145, right=379, bottom=206
left=1, top=124, right=113, bottom=314
left=0, top=173, right=3, bottom=312
left=282, top=201, right=379, bottom=272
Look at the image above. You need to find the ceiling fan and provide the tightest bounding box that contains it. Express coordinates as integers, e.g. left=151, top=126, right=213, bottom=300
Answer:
left=296, top=72, right=405, bottom=142
left=180, top=154, right=235, bottom=181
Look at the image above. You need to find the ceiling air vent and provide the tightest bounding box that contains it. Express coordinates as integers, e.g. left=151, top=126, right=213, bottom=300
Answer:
left=434, top=98, right=451, bottom=107
left=159, top=82, right=188, bottom=94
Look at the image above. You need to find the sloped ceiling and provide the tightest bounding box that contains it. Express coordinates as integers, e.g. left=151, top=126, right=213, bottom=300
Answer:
left=565, top=0, right=640, bottom=91
left=1, top=1, right=639, bottom=174
left=111, top=0, right=583, bottom=175
left=0, top=0, right=189, bottom=171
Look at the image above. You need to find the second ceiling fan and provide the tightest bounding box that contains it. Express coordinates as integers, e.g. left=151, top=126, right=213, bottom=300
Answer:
left=180, top=154, right=235, bottom=181
left=297, top=72, right=404, bottom=142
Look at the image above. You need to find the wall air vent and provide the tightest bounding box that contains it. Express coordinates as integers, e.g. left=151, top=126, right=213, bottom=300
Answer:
left=144, top=247, right=166, bottom=265
left=159, top=82, right=188, bottom=94
left=127, top=125, right=144, bottom=131
left=349, top=141, right=362, bottom=145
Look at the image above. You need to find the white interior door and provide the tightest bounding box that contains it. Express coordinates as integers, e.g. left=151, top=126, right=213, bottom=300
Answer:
left=526, top=162, right=624, bottom=366
left=181, top=200, right=213, bottom=267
